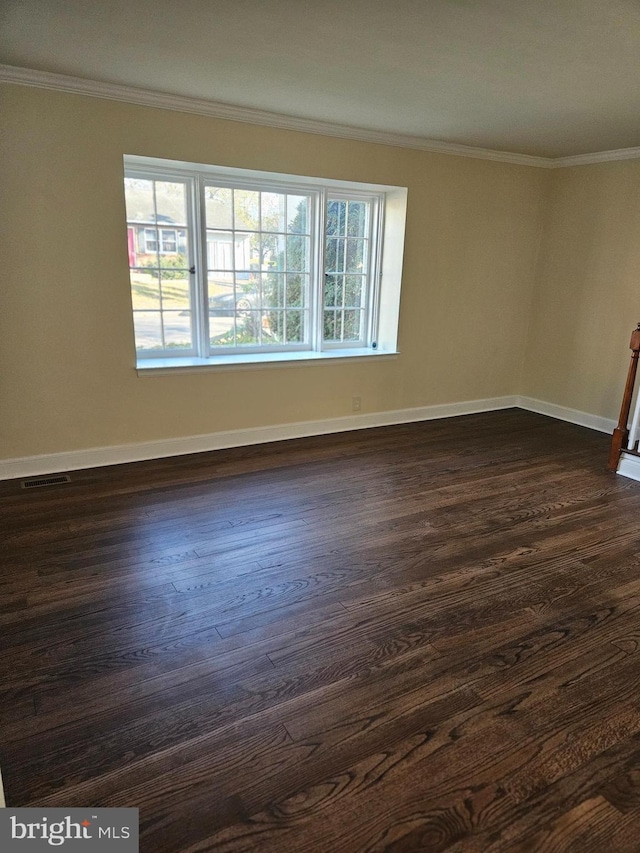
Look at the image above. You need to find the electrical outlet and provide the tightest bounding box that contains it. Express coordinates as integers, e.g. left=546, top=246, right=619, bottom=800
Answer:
left=352, top=396, right=362, bottom=412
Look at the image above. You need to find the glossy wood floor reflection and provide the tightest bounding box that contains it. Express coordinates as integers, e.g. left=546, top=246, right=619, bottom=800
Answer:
left=3, top=410, right=640, bottom=852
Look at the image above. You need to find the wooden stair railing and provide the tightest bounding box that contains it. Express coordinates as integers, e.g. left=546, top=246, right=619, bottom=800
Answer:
left=609, top=323, right=640, bottom=471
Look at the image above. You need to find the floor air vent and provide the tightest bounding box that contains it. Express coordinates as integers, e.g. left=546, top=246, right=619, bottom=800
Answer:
left=21, top=474, right=71, bottom=489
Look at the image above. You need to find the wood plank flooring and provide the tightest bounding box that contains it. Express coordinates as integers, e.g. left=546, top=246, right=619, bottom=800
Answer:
left=2, top=409, right=640, bottom=851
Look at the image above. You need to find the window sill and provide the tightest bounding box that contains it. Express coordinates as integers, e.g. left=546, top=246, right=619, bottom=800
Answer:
left=136, top=348, right=399, bottom=375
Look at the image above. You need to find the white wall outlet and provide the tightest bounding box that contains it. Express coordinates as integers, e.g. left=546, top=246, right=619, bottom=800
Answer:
left=352, top=396, right=362, bottom=412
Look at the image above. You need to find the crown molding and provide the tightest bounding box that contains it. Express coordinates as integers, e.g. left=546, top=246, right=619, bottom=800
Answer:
left=550, top=147, right=640, bottom=168
left=2, top=64, right=639, bottom=169
left=0, top=64, right=550, bottom=167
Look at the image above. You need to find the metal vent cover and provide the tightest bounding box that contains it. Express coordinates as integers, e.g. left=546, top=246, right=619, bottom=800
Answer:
left=21, top=474, right=71, bottom=489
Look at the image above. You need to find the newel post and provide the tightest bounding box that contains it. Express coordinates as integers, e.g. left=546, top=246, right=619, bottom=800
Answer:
left=608, top=323, right=640, bottom=471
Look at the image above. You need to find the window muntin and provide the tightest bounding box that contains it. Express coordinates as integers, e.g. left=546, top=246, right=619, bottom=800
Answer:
left=124, top=161, right=386, bottom=361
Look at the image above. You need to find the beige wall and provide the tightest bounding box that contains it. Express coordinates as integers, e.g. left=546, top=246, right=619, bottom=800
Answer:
left=0, top=85, right=548, bottom=460
left=522, top=160, right=640, bottom=420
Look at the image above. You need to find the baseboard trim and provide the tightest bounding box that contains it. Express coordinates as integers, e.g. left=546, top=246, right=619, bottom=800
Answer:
left=617, top=452, right=640, bottom=482
left=515, top=396, right=616, bottom=435
left=0, top=396, right=518, bottom=480
left=0, top=394, right=618, bottom=481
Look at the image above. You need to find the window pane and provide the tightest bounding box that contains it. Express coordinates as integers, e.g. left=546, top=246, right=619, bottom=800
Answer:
left=205, top=186, right=232, bottom=229
left=324, top=275, right=341, bottom=308
left=346, top=239, right=366, bottom=273
left=326, top=200, right=346, bottom=236
left=134, top=311, right=163, bottom=350
left=234, top=190, right=259, bottom=230
left=287, top=196, right=309, bottom=234
left=162, top=311, right=192, bottom=349
left=160, top=272, right=190, bottom=310
left=262, top=273, right=285, bottom=309
left=262, top=310, right=283, bottom=344
left=343, top=309, right=363, bottom=341
left=286, top=235, right=309, bottom=272
left=323, top=310, right=336, bottom=340
left=209, top=278, right=236, bottom=347
left=210, top=323, right=235, bottom=347
left=344, top=275, right=364, bottom=308
left=207, top=231, right=234, bottom=273
left=326, top=238, right=345, bottom=273
left=155, top=181, right=187, bottom=227
left=124, top=178, right=154, bottom=224
left=347, top=201, right=368, bottom=238
left=262, top=234, right=285, bottom=271
left=235, top=233, right=260, bottom=270
left=285, top=310, right=304, bottom=343
left=208, top=278, right=234, bottom=313
left=261, top=192, right=287, bottom=233
left=286, top=273, right=306, bottom=308
left=235, top=274, right=260, bottom=310
left=235, top=311, right=261, bottom=345
left=130, top=269, right=160, bottom=310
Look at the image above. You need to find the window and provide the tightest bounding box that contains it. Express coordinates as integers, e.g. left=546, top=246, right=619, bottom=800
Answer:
left=324, top=198, right=370, bottom=344
left=160, top=229, right=177, bottom=254
left=204, top=185, right=313, bottom=350
left=123, top=156, right=406, bottom=367
left=143, top=228, right=158, bottom=253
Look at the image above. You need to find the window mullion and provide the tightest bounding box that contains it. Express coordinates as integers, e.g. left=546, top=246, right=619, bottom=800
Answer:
left=314, top=189, right=326, bottom=352
left=231, top=189, right=238, bottom=347
left=152, top=181, right=166, bottom=351
left=283, top=220, right=287, bottom=346
left=368, top=195, right=384, bottom=348
left=258, top=192, right=263, bottom=347
left=340, top=207, right=347, bottom=343
left=194, top=175, right=208, bottom=358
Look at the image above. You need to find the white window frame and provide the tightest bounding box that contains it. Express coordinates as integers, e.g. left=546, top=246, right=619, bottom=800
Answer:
left=124, top=156, right=405, bottom=369
left=322, top=192, right=381, bottom=350
left=126, top=172, right=198, bottom=358
left=199, top=173, right=321, bottom=356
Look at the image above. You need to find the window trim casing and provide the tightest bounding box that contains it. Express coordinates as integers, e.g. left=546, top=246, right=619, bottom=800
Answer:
left=124, top=156, right=401, bottom=366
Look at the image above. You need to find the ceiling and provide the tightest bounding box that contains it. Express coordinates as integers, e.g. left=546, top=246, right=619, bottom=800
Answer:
left=1, top=0, right=640, bottom=158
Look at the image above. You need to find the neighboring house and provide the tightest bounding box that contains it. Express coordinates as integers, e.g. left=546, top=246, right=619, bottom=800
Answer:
left=126, top=212, right=250, bottom=277
left=127, top=214, right=188, bottom=268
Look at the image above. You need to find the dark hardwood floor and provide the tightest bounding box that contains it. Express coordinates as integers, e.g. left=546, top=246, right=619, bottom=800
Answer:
left=2, top=409, right=640, bottom=851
